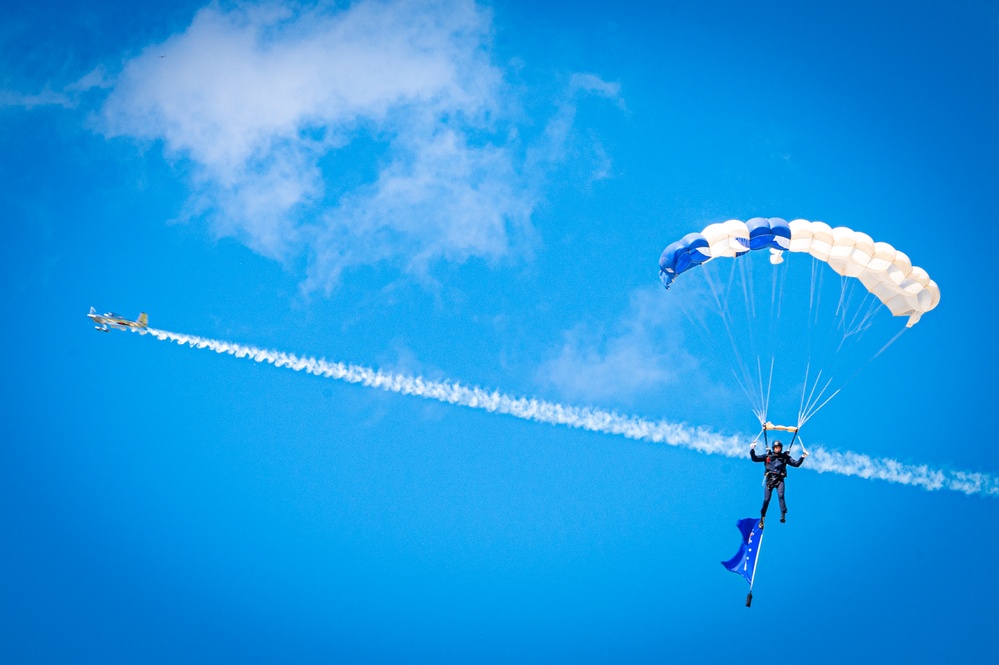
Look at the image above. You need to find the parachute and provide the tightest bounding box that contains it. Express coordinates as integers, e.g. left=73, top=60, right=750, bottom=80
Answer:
left=658, top=218, right=940, bottom=428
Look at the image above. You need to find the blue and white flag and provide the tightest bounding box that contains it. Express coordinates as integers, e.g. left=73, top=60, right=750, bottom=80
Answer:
left=721, top=518, right=764, bottom=586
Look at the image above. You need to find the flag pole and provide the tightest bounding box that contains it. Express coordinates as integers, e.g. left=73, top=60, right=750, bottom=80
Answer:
left=746, top=525, right=765, bottom=607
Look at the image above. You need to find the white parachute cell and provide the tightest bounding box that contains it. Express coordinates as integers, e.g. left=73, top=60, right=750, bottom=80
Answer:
left=846, top=232, right=875, bottom=277
left=887, top=251, right=913, bottom=286
left=806, top=222, right=834, bottom=261
left=704, top=220, right=751, bottom=258
left=868, top=242, right=897, bottom=272
left=926, top=280, right=941, bottom=310
left=788, top=219, right=813, bottom=252
left=827, top=227, right=858, bottom=276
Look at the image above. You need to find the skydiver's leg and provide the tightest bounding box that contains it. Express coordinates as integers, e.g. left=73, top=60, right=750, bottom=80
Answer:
left=761, top=485, right=773, bottom=517
left=778, top=481, right=787, bottom=522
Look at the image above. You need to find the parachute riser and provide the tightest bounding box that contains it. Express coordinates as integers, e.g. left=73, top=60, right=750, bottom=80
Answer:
left=761, top=421, right=799, bottom=455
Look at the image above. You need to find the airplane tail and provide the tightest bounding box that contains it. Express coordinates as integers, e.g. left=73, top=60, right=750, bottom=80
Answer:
left=89, top=306, right=97, bottom=315
left=137, top=313, right=148, bottom=327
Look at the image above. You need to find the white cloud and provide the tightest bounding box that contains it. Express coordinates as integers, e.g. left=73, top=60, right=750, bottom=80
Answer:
left=95, top=0, right=539, bottom=286
left=538, top=286, right=699, bottom=403
left=94, top=0, right=622, bottom=290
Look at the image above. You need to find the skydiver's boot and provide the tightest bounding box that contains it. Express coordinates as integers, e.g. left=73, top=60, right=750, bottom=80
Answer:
left=780, top=511, right=786, bottom=524
left=759, top=515, right=765, bottom=529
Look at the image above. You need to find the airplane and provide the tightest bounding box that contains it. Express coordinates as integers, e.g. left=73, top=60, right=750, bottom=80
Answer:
left=88, top=307, right=149, bottom=333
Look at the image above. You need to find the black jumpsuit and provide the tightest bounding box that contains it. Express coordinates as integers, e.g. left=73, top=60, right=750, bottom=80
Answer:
left=750, top=448, right=804, bottom=518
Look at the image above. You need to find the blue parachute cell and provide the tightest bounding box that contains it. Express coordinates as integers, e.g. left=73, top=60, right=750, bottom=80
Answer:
left=767, top=217, right=791, bottom=248
left=746, top=217, right=791, bottom=250
left=661, top=232, right=709, bottom=274
left=659, top=232, right=712, bottom=288
left=659, top=240, right=684, bottom=274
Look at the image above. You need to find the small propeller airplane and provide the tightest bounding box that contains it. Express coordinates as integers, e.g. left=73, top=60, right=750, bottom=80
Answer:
left=88, top=307, right=149, bottom=333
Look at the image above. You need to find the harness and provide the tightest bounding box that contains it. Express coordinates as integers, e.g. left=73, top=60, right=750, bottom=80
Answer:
left=764, top=462, right=785, bottom=489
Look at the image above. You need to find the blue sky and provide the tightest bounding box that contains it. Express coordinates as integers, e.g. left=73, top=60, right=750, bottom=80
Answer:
left=2, top=0, right=997, bottom=662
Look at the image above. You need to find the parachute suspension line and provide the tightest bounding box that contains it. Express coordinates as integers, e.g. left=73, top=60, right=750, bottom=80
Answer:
left=797, top=360, right=813, bottom=428
left=750, top=357, right=767, bottom=426
left=703, top=261, right=764, bottom=418
left=837, top=291, right=882, bottom=352
left=872, top=326, right=908, bottom=361
left=759, top=357, right=775, bottom=427
left=833, top=275, right=845, bottom=323
left=718, top=260, right=766, bottom=418
left=765, top=261, right=783, bottom=426
left=672, top=283, right=715, bottom=338
left=733, top=367, right=766, bottom=425
left=795, top=360, right=838, bottom=428
left=834, top=274, right=853, bottom=332
left=738, top=256, right=768, bottom=421
left=854, top=296, right=885, bottom=337
left=811, top=260, right=827, bottom=329
left=802, top=257, right=825, bottom=390
left=799, top=372, right=837, bottom=426
left=798, top=387, right=841, bottom=428
left=747, top=341, right=767, bottom=423
left=799, top=367, right=819, bottom=425
left=771, top=258, right=779, bottom=313
left=843, top=279, right=868, bottom=332
left=701, top=258, right=728, bottom=315
left=835, top=281, right=880, bottom=356
left=809, top=258, right=819, bottom=321
left=798, top=363, right=838, bottom=422
left=775, top=253, right=789, bottom=322
left=741, top=249, right=757, bottom=324
left=833, top=276, right=860, bottom=353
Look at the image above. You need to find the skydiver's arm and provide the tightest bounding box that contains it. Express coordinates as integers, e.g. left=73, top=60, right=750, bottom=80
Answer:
left=750, top=448, right=765, bottom=463
left=787, top=455, right=805, bottom=467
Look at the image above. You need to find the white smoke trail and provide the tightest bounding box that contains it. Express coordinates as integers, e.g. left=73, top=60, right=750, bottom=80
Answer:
left=139, top=327, right=998, bottom=498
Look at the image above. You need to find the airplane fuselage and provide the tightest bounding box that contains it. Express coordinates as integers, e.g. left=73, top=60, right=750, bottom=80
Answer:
left=88, top=308, right=148, bottom=333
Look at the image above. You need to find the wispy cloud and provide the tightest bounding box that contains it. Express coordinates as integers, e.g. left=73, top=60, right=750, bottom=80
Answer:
left=0, top=86, right=74, bottom=109
left=1, top=64, right=112, bottom=110
left=527, top=72, right=625, bottom=184
left=538, top=286, right=698, bottom=403
left=89, top=0, right=621, bottom=291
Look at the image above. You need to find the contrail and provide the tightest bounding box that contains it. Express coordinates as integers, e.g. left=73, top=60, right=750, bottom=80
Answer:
left=139, top=327, right=998, bottom=498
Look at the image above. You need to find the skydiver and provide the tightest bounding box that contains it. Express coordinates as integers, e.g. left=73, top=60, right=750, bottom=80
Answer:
left=750, top=440, right=807, bottom=528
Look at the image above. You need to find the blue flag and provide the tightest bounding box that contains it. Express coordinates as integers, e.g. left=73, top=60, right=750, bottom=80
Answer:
left=721, top=518, right=764, bottom=586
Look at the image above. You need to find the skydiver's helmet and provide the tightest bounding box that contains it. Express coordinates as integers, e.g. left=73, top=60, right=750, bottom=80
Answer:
left=772, top=441, right=783, bottom=453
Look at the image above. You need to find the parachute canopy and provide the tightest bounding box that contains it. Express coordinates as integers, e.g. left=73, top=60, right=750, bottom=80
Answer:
left=658, top=217, right=940, bottom=428
left=659, top=218, right=940, bottom=327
